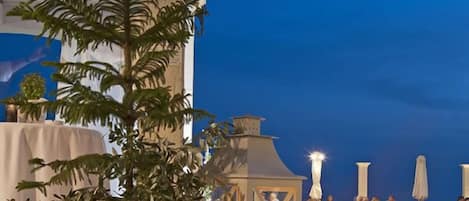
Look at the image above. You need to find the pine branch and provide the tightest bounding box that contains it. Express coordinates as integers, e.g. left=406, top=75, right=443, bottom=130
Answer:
left=132, top=0, right=198, bottom=55
left=51, top=83, right=126, bottom=126
left=17, top=154, right=117, bottom=195
left=132, top=50, right=177, bottom=88
left=8, top=0, right=121, bottom=52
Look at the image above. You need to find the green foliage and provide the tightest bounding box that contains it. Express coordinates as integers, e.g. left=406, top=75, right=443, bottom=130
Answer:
left=20, top=73, right=46, bottom=100
left=6, top=0, right=228, bottom=200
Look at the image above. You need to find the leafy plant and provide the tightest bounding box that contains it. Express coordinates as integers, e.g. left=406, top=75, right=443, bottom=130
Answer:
left=20, top=73, right=46, bottom=100
left=7, top=0, right=230, bottom=200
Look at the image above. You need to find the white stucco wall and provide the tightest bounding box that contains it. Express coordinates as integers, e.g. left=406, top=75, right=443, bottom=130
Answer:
left=0, top=1, right=43, bottom=35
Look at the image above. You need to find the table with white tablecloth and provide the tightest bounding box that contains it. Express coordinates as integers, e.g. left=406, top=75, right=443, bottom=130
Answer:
left=0, top=123, right=106, bottom=200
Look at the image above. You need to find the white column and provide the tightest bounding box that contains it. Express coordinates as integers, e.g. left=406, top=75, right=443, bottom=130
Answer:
left=356, top=162, right=371, bottom=199
left=461, top=164, right=469, bottom=198
left=183, top=34, right=194, bottom=143
left=182, top=0, right=206, bottom=143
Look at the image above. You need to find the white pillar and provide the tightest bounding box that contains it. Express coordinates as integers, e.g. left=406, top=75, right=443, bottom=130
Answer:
left=183, top=0, right=206, bottom=142
left=356, top=162, right=371, bottom=199
left=461, top=164, right=469, bottom=198
left=183, top=34, right=194, bottom=143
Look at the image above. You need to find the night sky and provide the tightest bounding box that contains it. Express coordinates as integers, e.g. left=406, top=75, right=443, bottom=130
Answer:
left=193, top=0, right=469, bottom=201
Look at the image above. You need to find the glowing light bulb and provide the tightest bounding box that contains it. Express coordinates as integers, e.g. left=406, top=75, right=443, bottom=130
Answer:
left=309, top=151, right=326, bottom=161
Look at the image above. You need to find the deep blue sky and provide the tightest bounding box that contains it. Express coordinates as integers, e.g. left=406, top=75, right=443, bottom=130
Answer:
left=194, top=0, right=469, bottom=201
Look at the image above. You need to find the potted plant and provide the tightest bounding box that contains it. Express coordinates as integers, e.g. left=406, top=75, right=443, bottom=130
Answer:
left=17, top=73, right=47, bottom=123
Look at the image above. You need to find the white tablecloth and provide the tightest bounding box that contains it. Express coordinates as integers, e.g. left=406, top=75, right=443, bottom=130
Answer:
left=0, top=123, right=106, bottom=201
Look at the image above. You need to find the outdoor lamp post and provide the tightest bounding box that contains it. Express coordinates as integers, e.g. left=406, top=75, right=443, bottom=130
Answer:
left=309, top=151, right=326, bottom=201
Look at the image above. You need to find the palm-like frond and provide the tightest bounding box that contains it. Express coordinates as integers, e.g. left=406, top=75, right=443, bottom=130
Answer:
left=132, top=50, right=176, bottom=88
left=132, top=0, right=199, bottom=55
left=8, top=0, right=203, bottom=57
left=100, top=0, right=157, bottom=37
left=17, top=154, right=117, bottom=195
left=8, top=0, right=121, bottom=52
left=122, top=87, right=210, bottom=132
left=46, top=61, right=123, bottom=92
left=51, top=82, right=125, bottom=126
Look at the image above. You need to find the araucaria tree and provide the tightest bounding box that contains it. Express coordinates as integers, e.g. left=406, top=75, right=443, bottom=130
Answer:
left=8, top=0, right=228, bottom=200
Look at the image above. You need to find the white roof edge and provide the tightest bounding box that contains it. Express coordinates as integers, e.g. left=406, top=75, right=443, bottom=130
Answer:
left=0, top=23, right=41, bottom=36
left=226, top=175, right=307, bottom=180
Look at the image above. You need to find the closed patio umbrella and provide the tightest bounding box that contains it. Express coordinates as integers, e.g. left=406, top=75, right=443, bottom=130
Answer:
left=309, top=152, right=325, bottom=200
left=412, top=155, right=428, bottom=201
